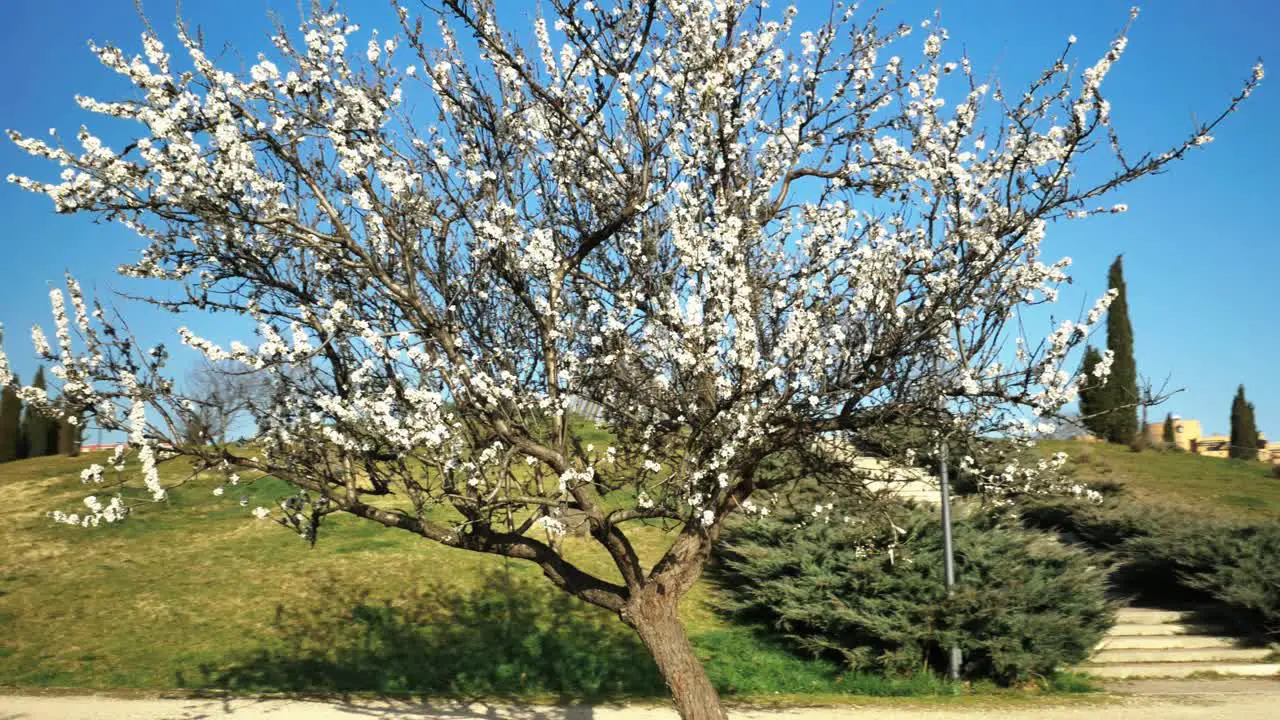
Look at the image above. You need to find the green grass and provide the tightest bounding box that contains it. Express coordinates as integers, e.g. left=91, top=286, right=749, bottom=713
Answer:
left=1038, top=439, right=1280, bottom=521
left=695, top=630, right=965, bottom=697
left=13, top=435, right=1261, bottom=701
left=2, top=450, right=1077, bottom=701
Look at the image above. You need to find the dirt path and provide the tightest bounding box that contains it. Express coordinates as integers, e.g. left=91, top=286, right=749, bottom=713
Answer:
left=3, top=682, right=1279, bottom=720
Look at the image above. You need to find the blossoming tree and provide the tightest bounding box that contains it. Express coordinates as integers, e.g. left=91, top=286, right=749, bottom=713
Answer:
left=1, top=1, right=1260, bottom=717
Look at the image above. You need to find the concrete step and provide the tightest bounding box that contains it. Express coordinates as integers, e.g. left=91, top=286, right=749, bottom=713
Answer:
left=1096, top=635, right=1241, bottom=650
left=1114, top=608, right=1187, bottom=625
left=1090, top=647, right=1274, bottom=664
left=1081, top=662, right=1280, bottom=679
left=1108, top=622, right=1202, bottom=637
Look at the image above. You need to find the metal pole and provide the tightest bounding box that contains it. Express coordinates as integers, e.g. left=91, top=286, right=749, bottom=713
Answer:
left=938, top=436, right=962, bottom=680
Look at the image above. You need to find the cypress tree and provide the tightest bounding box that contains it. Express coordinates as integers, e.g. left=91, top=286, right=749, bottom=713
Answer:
left=17, top=412, right=30, bottom=460
left=46, top=416, right=61, bottom=457
left=1231, top=386, right=1244, bottom=458
left=1077, top=345, right=1106, bottom=437
left=1245, top=399, right=1260, bottom=457
left=1162, top=412, right=1176, bottom=448
left=1249, top=399, right=1259, bottom=445
left=0, top=385, right=21, bottom=463
left=22, top=367, right=52, bottom=457
left=1101, top=256, right=1139, bottom=445
left=1229, top=385, right=1259, bottom=460
left=58, top=413, right=82, bottom=457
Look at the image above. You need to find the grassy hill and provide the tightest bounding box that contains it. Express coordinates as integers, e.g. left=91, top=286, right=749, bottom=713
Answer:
left=7, top=439, right=1260, bottom=698
left=1037, top=439, right=1280, bottom=521
left=0, top=450, right=961, bottom=699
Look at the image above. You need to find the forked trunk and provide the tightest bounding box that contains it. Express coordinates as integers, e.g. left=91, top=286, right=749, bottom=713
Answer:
left=624, top=591, right=726, bottom=720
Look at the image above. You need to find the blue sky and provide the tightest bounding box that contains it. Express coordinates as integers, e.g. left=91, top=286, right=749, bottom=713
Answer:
left=0, top=0, right=1276, bottom=439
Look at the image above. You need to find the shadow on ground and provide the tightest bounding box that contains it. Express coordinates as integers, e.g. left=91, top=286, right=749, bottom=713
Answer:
left=1106, top=570, right=1272, bottom=647
left=183, top=567, right=666, bottom=704
left=315, top=699, right=605, bottom=720
left=160, top=696, right=614, bottom=720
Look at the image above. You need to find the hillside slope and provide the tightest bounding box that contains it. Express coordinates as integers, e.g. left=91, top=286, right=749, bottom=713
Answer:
left=0, top=451, right=956, bottom=699
left=0, top=451, right=698, bottom=693
left=1038, top=440, right=1280, bottom=521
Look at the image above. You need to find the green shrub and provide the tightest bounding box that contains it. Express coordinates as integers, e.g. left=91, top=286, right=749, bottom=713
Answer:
left=1019, top=497, right=1280, bottom=640
left=1121, top=519, right=1240, bottom=591
left=1020, top=496, right=1223, bottom=604
left=1126, top=521, right=1280, bottom=639
left=713, top=504, right=1115, bottom=686
left=1196, top=523, right=1280, bottom=637
left=1017, top=495, right=1194, bottom=554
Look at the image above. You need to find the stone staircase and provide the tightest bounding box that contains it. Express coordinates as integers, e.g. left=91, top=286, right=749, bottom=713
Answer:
left=884, top=479, right=944, bottom=505
left=1081, top=607, right=1280, bottom=679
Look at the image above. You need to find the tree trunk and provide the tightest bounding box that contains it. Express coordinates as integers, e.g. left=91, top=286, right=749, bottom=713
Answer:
left=624, top=591, right=726, bottom=720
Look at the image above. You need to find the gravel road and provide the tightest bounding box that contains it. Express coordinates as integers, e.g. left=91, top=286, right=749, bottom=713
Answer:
left=3, top=681, right=1278, bottom=720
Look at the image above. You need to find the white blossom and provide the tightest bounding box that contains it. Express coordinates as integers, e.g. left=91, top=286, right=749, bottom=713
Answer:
left=0, top=7, right=1256, bottom=689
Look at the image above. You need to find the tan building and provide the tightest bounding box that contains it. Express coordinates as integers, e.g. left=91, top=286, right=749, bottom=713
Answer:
left=1193, top=434, right=1232, bottom=459
left=1144, top=417, right=1204, bottom=452
left=1146, top=417, right=1277, bottom=462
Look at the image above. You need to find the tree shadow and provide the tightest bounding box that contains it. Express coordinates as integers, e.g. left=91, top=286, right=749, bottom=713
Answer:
left=185, top=567, right=665, bottom=707
left=153, top=695, right=610, bottom=720
left=312, top=698, right=602, bottom=720
left=1105, top=558, right=1274, bottom=644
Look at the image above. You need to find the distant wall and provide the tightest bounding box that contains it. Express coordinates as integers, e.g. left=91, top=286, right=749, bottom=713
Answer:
left=1144, top=418, right=1203, bottom=451
left=1147, top=420, right=1277, bottom=462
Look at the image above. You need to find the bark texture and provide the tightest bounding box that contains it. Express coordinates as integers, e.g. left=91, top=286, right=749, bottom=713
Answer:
left=624, top=590, right=726, bottom=720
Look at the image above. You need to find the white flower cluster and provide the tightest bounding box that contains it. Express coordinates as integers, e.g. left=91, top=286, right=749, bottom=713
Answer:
left=968, top=451, right=1102, bottom=505
left=0, top=1, right=1259, bottom=548
left=537, top=515, right=568, bottom=537
left=50, top=494, right=129, bottom=527
left=79, top=464, right=105, bottom=484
